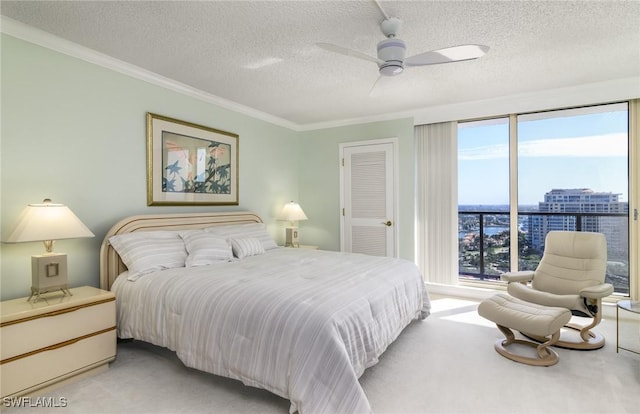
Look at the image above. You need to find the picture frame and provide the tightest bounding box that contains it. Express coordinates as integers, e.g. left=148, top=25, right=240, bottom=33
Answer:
left=146, top=113, right=239, bottom=206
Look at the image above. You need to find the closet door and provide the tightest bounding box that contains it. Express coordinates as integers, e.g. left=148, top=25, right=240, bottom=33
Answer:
left=340, top=139, right=397, bottom=257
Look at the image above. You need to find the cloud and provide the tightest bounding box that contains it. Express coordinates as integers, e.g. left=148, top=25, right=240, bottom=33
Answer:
left=519, top=133, right=627, bottom=157
left=459, top=133, right=626, bottom=161
left=459, top=143, right=508, bottom=161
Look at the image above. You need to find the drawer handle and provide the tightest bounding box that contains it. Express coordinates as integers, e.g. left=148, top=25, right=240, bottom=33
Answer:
left=46, top=307, right=81, bottom=317
left=46, top=336, right=83, bottom=350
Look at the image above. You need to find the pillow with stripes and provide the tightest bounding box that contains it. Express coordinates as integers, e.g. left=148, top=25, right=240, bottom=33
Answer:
left=109, top=231, right=187, bottom=281
left=205, top=223, right=278, bottom=250
left=181, top=231, right=233, bottom=267
left=229, top=237, right=265, bottom=259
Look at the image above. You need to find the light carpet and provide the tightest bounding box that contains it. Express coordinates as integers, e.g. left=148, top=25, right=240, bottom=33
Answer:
left=4, top=296, right=639, bottom=413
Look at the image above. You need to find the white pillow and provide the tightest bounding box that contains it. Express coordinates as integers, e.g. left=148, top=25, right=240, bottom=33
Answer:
left=109, top=231, right=187, bottom=281
left=229, top=237, right=265, bottom=259
left=181, top=231, right=233, bottom=267
left=205, top=222, right=278, bottom=250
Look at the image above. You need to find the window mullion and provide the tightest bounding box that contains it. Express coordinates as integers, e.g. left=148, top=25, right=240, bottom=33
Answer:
left=509, top=114, right=518, bottom=272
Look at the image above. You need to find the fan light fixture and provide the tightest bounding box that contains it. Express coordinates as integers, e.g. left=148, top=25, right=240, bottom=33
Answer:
left=316, top=5, right=489, bottom=92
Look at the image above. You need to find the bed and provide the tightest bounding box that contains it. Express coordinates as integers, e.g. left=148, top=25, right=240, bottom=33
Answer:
left=99, top=211, right=430, bottom=414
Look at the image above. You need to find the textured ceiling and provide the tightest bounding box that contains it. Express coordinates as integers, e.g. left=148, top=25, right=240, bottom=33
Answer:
left=2, top=0, right=639, bottom=127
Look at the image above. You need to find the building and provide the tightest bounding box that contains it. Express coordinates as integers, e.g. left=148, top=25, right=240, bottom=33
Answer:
left=529, top=188, right=629, bottom=261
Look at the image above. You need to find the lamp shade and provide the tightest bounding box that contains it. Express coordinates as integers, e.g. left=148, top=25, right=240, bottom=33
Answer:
left=5, top=199, right=94, bottom=244
left=279, top=201, right=308, bottom=222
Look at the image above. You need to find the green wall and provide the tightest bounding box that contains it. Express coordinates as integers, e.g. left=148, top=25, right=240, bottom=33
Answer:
left=297, top=119, right=416, bottom=259
left=0, top=34, right=419, bottom=300
left=0, top=35, right=301, bottom=300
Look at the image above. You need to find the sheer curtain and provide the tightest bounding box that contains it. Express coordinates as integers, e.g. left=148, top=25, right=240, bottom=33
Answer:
left=415, top=122, right=458, bottom=285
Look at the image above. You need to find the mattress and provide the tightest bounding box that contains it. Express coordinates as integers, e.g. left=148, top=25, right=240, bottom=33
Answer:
left=112, top=247, right=430, bottom=413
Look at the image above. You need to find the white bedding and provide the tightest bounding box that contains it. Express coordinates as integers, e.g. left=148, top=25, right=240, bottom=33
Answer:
left=112, top=247, right=430, bottom=414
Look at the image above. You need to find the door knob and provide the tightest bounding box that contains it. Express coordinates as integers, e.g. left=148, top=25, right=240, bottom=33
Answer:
left=383, top=220, right=392, bottom=227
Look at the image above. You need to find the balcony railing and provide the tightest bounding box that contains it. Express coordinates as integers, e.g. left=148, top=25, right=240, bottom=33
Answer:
left=458, top=211, right=629, bottom=294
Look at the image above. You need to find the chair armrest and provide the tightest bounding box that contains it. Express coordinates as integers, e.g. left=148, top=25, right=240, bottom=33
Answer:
left=500, top=271, right=534, bottom=283
left=580, top=284, right=614, bottom=299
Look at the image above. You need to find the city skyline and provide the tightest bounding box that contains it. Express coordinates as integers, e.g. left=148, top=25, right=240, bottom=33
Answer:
left=457, top=187, right=629, bottom=294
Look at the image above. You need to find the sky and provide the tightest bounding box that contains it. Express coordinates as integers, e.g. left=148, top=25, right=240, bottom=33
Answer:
left=458, top=103, right=629, bottom=206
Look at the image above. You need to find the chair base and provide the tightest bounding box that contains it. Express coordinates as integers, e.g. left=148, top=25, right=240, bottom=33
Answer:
left=521, top=323, right=605, bottom=350
left=495, top=325, right=560, bottom=366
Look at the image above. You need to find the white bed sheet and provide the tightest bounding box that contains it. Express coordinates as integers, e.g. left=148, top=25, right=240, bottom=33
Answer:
left=112, top=248, right=430, bottom=414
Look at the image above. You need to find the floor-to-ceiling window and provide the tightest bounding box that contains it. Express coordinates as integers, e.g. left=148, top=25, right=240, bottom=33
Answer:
left=457, top=102, right=630, bottom=295
left=458, top=117, right=510, bottom=280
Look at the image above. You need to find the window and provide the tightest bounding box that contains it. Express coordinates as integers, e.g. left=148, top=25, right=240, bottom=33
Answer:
left=457, top=103, right=630, bottom=294
left=458, top=118, right=509, bottom=280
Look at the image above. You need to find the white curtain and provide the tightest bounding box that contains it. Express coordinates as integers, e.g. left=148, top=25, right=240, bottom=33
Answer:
left=415, top=122, right=458, bottom=285
left=630, top=99, right=639, bottom=300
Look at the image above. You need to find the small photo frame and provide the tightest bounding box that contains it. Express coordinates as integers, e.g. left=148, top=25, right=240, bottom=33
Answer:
left=146, top=113, right=239, bottom=206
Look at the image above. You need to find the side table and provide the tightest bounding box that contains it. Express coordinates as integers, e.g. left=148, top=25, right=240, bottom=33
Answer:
left=1, top=286, right=116, bottom=398
left=616, top=300, right=640, bottom=355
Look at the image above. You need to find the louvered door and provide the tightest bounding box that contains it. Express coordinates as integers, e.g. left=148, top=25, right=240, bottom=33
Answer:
left=340, top=140, right=397, bottom=257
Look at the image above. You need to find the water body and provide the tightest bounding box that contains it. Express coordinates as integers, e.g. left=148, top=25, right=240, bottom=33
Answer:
left=459, top=226, right=509, bottom=238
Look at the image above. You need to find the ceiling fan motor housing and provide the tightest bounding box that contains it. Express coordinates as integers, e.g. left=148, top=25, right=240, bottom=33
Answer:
left=377, top=38, right=406, bottom=76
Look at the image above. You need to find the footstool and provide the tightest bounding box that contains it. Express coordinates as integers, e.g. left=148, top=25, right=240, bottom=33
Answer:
left=478, top=293, right=572, bottom=366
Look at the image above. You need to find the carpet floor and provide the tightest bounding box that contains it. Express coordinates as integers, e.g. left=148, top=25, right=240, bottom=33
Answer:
left=4, top=295, right=639, bottom=413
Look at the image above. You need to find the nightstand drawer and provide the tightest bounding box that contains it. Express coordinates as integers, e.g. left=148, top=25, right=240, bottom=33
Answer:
left=1, top=300, right=115, bottom=361
left=0, top=329, right=116, bottom=398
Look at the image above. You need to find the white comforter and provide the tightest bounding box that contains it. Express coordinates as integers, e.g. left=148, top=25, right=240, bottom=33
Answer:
left=112, top=248, right=430, bottom=414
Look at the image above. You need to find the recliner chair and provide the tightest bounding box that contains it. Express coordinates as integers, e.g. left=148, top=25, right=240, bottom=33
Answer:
left=501, top=231, right=613, bottom=350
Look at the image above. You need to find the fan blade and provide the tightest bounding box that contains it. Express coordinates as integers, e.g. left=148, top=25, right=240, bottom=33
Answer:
left=405, top=44, right=489, bottom=66
left=369, top=74, right=395, bottom=98
left=316, top=43, right=383, bottom=65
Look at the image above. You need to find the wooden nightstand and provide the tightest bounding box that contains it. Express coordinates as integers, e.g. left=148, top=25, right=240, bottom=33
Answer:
left=0, top=286, right=117, bottom=398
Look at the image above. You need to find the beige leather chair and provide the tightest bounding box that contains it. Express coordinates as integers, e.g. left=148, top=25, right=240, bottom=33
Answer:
left=501, top=231, right=613, bottom=350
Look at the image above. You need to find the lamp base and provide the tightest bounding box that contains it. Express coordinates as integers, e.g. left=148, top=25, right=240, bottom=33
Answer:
left=28, top=285, right=72, bottom=303
left=285, top=227, right=300, bottom=248
left=29, top=253, right=70, bottom=302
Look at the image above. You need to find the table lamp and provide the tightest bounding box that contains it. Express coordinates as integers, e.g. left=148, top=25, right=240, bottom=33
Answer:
left=279, top=201, right=308, bottom=247
left=4, top=199, right=95, bottom=301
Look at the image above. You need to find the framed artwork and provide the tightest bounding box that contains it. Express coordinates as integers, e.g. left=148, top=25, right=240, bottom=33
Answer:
left=146, top=113, right=239, bottom=206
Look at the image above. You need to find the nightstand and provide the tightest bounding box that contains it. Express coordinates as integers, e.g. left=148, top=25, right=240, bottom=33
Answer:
left=0, top=286, right=117, bottom=398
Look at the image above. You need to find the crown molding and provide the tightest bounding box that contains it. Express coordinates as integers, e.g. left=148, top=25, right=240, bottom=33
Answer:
left=409, top=77, right=640, bottom=126
left=301, top=76, right=640, bottom=131
left=1, top=16, right=301, bottom=131
left=296, top=109, right=416, bottom=131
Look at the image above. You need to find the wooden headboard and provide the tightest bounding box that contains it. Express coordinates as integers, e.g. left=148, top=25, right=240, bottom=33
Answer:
left=99, top=211, right=263, bottom=290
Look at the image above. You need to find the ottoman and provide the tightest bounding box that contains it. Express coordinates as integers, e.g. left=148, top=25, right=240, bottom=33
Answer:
left=478, top=293, right=571, bottom=366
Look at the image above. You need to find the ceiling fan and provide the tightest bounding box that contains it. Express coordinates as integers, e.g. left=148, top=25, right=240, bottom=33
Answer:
left=317, top=1, right=489, bottom=87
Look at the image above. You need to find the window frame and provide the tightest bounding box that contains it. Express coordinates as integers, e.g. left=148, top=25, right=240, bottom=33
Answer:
left=456, top=101, right=634, bottom=298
